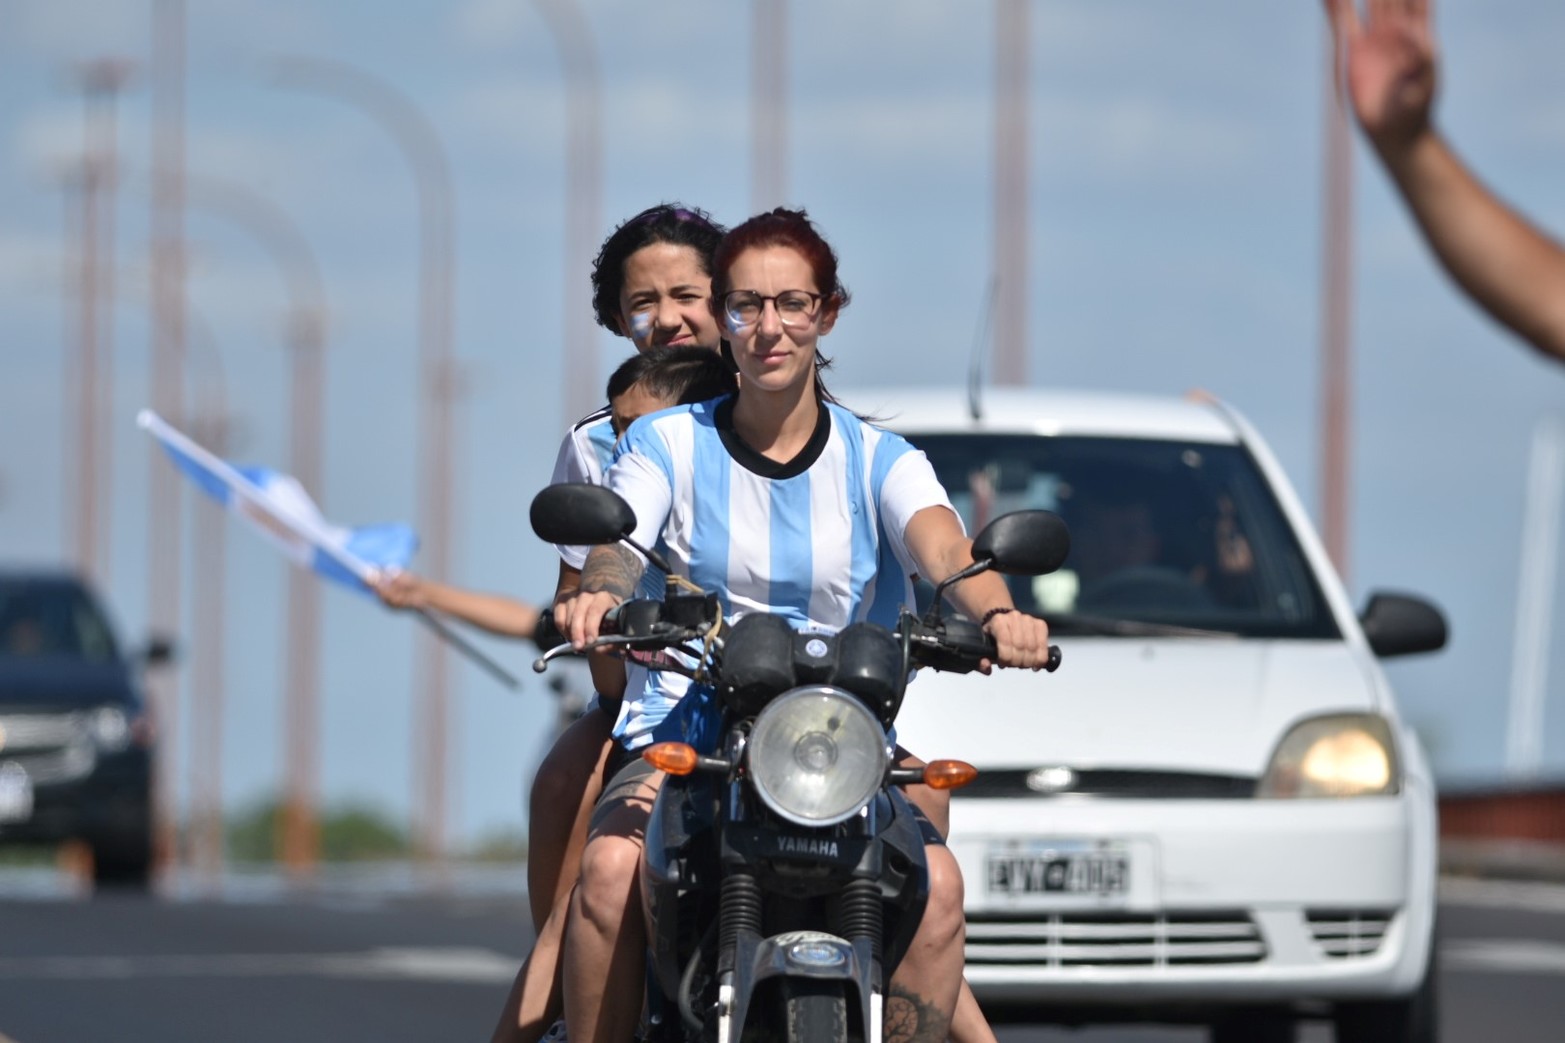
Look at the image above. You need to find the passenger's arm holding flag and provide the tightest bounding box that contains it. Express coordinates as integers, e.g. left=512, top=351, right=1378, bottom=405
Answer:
left=372, top=572, right=541, bottom=640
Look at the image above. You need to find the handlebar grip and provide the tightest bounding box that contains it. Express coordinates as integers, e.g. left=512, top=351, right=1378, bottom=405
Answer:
left=1045, top=644, right=1062, bottom=673
left=532, top=612, right=567, bottom=651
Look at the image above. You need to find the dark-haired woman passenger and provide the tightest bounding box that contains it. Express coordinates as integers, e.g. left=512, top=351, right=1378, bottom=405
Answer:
left=556, top=208, right=1050, bottom=1043
left=491, top=204, right=730, bottom=1043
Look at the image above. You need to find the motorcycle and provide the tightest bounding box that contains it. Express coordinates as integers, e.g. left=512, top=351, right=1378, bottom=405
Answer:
left=530, top=483, right=1069, bottom=1043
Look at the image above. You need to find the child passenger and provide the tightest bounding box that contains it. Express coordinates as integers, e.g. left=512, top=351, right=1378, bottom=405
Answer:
left=490, top=344, right=735, bottom=1043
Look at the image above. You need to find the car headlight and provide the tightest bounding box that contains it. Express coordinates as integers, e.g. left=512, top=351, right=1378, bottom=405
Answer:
left=747, top=686, right=889, bottom=827
left=88, top=706, right=132, bottom=752
left=1257, top=712, right=1399, bottom=798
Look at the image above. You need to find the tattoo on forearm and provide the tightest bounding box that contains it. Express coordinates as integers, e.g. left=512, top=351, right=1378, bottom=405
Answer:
left=580, top=544, right=643, bottom=601
left=885, top=986, right=950, bottom=1043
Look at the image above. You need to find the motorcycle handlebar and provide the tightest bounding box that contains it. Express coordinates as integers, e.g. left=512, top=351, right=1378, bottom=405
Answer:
left=905, top=615, right=1063, bottom=674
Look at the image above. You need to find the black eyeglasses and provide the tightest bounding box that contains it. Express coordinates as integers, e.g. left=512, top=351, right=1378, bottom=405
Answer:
left=722, top=290, right=822, bottom=329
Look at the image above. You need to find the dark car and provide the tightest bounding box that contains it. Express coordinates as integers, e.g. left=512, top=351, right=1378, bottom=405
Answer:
left=0, top=570, right=169, bottom=887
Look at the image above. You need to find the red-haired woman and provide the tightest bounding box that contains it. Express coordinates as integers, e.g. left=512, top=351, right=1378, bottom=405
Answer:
left=556, top=208, right=1052, bottom=1043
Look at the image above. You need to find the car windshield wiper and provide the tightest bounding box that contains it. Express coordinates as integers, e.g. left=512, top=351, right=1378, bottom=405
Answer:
left=1045, top=613, right=1242, bottom=639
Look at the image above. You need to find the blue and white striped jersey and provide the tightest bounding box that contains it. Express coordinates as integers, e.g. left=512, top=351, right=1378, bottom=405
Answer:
left=604, top=396, right=958, bottom=748
left=548, top=406, right=617, bottom=570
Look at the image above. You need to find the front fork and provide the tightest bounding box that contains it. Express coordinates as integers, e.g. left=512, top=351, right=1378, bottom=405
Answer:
left=713, top=870, right=885, bottom=1043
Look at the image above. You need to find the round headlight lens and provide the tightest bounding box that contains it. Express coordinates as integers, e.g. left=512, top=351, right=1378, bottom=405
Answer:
left=748, top=686, right=888, bottom=827
left=1258, top=713, right=1399, bottom=798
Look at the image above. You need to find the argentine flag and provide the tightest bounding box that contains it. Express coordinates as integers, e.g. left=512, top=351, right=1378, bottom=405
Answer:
left=137, top=409, right=417, bottom=596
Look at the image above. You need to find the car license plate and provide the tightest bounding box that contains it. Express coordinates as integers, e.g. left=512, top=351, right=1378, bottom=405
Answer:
left=0, top=762, right=33, bottom=824
left=986, top=840, right=1129, bottom=897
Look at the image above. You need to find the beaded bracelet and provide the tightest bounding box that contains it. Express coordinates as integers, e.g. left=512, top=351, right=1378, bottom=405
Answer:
left=981, top=606, right=1015, bottom=627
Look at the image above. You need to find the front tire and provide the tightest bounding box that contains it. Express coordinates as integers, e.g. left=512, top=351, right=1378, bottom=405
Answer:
left=90, top=831, right=153, bottom=891
left=782, top=980, right=847, bottom=1043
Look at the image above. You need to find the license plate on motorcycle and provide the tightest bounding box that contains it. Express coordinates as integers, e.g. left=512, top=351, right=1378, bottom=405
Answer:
left=0, top=763, right=33, bottom=824
left=985, top=839, right=1129, bottom=898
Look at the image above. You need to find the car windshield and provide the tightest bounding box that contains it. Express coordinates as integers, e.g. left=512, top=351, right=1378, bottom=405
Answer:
left=0, top=579, right=120, bottom=663
left=906, top=434, right=1340, bottom=640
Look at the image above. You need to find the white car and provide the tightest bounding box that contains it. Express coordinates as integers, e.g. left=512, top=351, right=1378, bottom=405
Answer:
left=872, top=387, right=1447, bottom=1043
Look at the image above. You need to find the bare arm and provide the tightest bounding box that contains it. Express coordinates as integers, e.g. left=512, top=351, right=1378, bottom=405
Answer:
left=553, top=544, right=645, bottom=650
left=901, top=505, right=1052, bottom=671
left=554, top=558, right=627, bottom=700
left=1379, top=133, right=1565, bottom=362
left=373, top=573, right=539, bottom=639
left=1326, top=0, right=1565, bottom=361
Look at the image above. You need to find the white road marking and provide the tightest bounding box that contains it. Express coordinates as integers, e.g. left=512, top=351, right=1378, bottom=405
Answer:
left=1440, top=876, right=1565, bottom=915
left=1444, top=938, right=1565, bottom=976
left=0, top=947, right=518, bottom=985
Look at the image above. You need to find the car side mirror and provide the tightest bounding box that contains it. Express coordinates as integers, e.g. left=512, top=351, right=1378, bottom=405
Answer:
left=971, top=510, right=1072, bottom=577
left=139, top=635, right=177, bottom=668
left=1359, top=592, right=1447, bottom=658
left=530, top=483, right=636, bottom=546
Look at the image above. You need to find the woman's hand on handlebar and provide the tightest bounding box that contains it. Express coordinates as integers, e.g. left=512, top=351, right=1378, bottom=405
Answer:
left=983, top=609, right=1053, bottom=673
left=553, top=588, right=624, bottom=650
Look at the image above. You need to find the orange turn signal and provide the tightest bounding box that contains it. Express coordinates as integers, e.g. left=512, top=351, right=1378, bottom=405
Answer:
left=643, top=742, right=700, bottom=776
left=923, top=759, right=979, bottom=790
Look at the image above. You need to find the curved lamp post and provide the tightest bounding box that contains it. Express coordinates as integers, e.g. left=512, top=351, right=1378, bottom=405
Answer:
left=187, top=174, right=329, bottom=876
left=272, top=56, right=457, bottom=860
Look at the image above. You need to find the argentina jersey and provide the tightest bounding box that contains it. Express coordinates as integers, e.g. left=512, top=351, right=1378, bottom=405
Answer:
left=548, top=406, right=618, bottom=570
left=548, top=404, right=664, bottom=721
left=604, top=396, right=958, bottom=748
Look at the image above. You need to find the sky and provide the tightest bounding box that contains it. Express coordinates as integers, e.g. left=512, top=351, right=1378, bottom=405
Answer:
left=3, top=0, right=1565, bottom=847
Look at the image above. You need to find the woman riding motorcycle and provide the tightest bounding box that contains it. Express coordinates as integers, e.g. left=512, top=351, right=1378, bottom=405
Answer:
left=554, top=208, right=1053, bottom=1043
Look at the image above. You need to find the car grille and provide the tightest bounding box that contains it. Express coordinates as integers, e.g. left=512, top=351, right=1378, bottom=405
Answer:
left=0, top=713, right=95, bottom=785
left=1305, top=909, right=1395, bottom=959
left=966, top=911, right=1267, bottom=967
left=0, top=713, right=82, bottom=751
left=954, top=768, right=1257, bottom=800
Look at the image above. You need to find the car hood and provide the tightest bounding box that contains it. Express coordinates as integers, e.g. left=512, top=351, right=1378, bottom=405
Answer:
left=0, top=658, right=137, bottom=712
left=894, top=638, right=1379, bottom=778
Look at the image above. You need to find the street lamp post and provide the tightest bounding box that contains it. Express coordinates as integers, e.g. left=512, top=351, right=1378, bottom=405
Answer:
left=750, top=0, right=787, bottom=212
left=187, top=175, right=329, bottom=875
left=71, top=58, right=132, bottom=587
left=1319, top=28, right=1356, bottom=581
left=273, top=56, right=458, bottom=860
left=534, top=0, right=603, bottom=422
left=183, top=313, right=231, bottom=888
left=992, top=0, right=1029, bottom=387
left=147, top=0, right=187, bottom=880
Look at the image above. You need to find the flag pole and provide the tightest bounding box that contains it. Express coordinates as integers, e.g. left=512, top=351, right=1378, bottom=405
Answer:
left=412, top=609, right=520, bottom=691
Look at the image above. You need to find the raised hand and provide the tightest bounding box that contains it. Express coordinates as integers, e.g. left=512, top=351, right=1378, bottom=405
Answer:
left=371, top=570, right=428, bottom=610
left=1323, top=0, right=1438, bottom=151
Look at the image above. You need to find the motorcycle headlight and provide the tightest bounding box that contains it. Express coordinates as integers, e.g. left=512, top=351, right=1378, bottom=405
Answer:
left=1257, top=712, right=1399, bottom=798
left=88, top=706, right=132, bottom=752
left=747, top=686, right=889, bottom=827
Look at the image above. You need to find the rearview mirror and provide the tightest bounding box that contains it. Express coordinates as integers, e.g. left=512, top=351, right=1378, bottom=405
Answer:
left=971, top=510, right=1072, bottom=577
left=1359, top=592, right=1447, bottom=658
left=530, top=484, right=636, bottom=546
left=139, top=635, right=176, bottom=668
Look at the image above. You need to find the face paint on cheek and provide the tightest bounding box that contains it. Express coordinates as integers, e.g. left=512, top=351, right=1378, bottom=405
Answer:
left=630, top=311, right=654, bottom=343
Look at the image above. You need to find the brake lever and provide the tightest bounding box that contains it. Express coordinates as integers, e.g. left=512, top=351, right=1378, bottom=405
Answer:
left=532, top=641, right=578, bottom=674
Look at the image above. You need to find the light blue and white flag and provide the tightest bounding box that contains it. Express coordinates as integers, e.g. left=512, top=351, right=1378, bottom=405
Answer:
left=137, top=409, right=417, bottom=597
